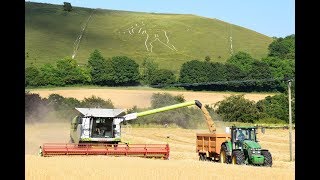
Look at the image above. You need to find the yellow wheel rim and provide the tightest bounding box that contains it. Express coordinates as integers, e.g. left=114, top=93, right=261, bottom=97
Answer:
left=232, top=156, right=236, bottom=164
left=220, top=150, right=226, bottom=163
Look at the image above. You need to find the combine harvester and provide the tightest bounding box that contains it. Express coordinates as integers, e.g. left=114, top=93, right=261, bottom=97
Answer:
left=40, top=100, right=214, bottom=159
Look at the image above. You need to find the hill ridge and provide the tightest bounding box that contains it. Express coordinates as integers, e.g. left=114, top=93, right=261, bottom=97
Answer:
left=25, top=2, right=273, bottom=73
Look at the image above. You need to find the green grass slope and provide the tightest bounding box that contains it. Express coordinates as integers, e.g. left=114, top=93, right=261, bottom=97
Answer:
left=25, top=2, right=273, bottom=74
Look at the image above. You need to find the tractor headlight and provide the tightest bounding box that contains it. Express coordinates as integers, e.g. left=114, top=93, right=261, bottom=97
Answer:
left=251, top=148, right=260, bottom=154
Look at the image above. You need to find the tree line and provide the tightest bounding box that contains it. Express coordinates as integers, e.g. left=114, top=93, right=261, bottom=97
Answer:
left=26, top=34, right=295, bottom=92
left=25, top=91, right=115, bottom=122
left=26, top=92, right=294, bottom=126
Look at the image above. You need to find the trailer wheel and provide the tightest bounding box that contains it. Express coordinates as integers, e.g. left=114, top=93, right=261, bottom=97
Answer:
left=203, top=154, right=207, bottom=161
left=261, top=151, right=272, bottom=167
left=199, top=154, right=203, bottom=161
left=231, top=151, right=245, bottom=165
left=199, top=153, right=206, bottom=161
left=220, top=144, right=227, bottom=163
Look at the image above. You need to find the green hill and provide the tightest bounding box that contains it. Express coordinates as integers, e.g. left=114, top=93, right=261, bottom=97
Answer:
left=25, top=2, right=273, bottom=74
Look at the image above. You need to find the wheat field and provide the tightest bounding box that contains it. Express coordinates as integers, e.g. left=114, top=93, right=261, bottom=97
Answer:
left=25, top=122, right=295, bottom=180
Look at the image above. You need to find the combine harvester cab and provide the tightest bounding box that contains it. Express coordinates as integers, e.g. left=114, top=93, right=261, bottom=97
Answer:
left=69, top=108, right=124, bottom=144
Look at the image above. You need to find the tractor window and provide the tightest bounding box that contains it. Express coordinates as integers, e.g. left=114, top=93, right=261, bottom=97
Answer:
left=249, top=129, right=256, bottom=141
left=236, top=130, right=246, bottom=141
left=236, top=129, right=251, bottom=141
left=243, top=130, right=249, bottom=140
left=233, top=128, right=257, bottom=142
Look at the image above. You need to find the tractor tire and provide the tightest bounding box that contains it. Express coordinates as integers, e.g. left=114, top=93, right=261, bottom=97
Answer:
left=261, top=151, right=272, bottom=167
left=231, top=151, right=245, bottom=165
left=220, top=144, right=227, bottom=163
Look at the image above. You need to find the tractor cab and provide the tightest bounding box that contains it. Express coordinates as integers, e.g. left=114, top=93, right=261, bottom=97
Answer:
left=226, top=126, right=272, bottom=166
left=231, top=126, right=257, bottom=148
left=231, top=126, right=257, bottom=141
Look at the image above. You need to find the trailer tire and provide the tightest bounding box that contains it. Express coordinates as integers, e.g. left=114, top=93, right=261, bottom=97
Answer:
left=199, top=154, right=203, bottom=161
left=220, top=144, right=227, bottom=163
left=203, top=154, right=207, bottom=161
left=231, top=151, right=245, bottom=165
left=261, top=151, right=272, bottom=167
left=199, top=153, right=206, bottom=161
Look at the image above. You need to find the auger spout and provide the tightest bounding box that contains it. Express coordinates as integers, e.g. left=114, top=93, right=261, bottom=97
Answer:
left=123, top=100, right=216, bottom=133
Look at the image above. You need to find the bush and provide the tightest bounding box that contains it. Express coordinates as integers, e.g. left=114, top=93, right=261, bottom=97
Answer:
left=38, top=64, right=65, bottom=86
left=56, top=57, right=91, bottom=85
left=88, top=50, right=114, bottom=86
left=151, top=93, right=185, bottom=108
left=256, top=93, right=295, bottom=123
left=45, top=94, right=79, bottom=119
left=25, top=92, right=50, bottom=122
left=81, top=95, right=114, bottom=108
left=149, top=69, right=176, bottom=85
left=131, top=93, right=203, bottom=128
left=63, top=2, right=72, bottom=12
left=215, top=95, right=259, bottom=123
left=25, top=66, right=40, bottom=87
left=255, top=117, right=286, bottom=124
left=111, top=56, right=140, bottom=85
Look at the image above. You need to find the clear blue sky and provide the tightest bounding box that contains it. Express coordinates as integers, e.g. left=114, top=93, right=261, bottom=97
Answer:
left=26, top=0, right=295, bottom=38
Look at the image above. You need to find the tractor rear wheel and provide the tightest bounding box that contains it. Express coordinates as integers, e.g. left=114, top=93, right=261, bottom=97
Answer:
left=220, top=144, right=227, bottom=163
left=261, top=151, right=272, bottom=167
left=231, top=151, right=245, bottom=165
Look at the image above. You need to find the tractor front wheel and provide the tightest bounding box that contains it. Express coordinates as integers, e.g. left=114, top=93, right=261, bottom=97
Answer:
left=261, top=151, right=272, bottom=167
left=231, top=151, right=245, bottom=165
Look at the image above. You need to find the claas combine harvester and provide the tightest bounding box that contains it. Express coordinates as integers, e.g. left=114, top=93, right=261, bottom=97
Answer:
left=40, top=100, right=215, bottom=159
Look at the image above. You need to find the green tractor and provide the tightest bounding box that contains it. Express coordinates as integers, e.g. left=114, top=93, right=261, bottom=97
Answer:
left=220, top=126, right=272, bottom=167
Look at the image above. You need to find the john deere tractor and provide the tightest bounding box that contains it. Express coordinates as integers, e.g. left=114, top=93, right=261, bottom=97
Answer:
left=220, top=126, right=272, bottom=166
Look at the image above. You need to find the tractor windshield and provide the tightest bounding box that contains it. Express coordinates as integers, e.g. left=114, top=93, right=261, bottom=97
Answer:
left=236, top=128, right=256, bottom=141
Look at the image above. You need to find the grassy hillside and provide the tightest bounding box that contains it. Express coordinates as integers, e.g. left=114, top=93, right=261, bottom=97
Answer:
left=25, top=2, right=273, bottom=74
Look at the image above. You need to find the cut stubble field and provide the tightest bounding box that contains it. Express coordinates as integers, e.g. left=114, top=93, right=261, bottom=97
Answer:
left=26, top=88, right=293, bottom=179
left=26, top=122, right=295, bottom=180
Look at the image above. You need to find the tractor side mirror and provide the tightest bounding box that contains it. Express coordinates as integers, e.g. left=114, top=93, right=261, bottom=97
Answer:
left=225, top=127, right=230, bottom=134
left=261, top=127, right=265, bottom=134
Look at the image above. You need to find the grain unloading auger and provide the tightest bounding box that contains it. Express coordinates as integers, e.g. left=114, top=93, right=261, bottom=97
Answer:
left=40, top=100, right=215, bottom=159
